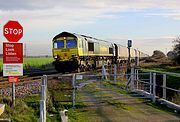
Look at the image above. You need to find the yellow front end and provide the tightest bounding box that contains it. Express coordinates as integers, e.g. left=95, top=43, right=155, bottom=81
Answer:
left=52, top=37, right=78, bottom=61
left=53, top=48, right=78, bottom=61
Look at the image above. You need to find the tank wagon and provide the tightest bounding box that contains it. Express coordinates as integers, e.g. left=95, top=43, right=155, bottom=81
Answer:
left=52, top=32, right=148, bottom=72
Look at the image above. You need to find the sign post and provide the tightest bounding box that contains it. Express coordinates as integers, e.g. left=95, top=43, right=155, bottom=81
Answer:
left=127, top=40, right=132, bottom=68
left=3, top=20, right=23, bottom=107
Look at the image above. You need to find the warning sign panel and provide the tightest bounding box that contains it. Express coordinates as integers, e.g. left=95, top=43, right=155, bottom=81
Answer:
left=3, top=64, right=23, bottom=76
left=3, top=43, right=23, bottom=64
left=8, top=76, right=19, bottom=83
left=3, top=42, right=23, bottom=76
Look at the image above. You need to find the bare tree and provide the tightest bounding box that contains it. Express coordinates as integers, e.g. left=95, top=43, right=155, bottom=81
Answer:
left=173, top=36, right=180, bottom=65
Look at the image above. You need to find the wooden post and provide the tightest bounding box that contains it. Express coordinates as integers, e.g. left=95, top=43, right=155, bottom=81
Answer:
left=114, top=64, right=117, bottom=84
left=153, top=73, right=156, bottom=102
left=111, top=64, right=113, bottom=76
left=163, top=74, right=166, bottom=99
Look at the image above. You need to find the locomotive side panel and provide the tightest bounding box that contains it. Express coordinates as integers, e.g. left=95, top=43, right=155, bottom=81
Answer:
left=99, top=42, right=114, bottom=56
left=119, top=46, right=129, bottom=60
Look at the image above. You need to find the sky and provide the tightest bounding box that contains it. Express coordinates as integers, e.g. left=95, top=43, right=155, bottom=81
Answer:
left=0, top=0, right=180, bottom=56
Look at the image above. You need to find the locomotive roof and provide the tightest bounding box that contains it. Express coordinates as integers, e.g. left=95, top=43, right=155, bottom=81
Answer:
left=53, top=32, right=77, bottom=40
left=53, top=32, right=149, bottom=56
left=53, top=31, right=113, bottom=44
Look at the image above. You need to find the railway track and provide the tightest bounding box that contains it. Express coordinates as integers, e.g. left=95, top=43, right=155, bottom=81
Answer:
left=0, top=66, right=58, bottom=79
left=0, top=65, right=103, bottom=99
left=0, top=66, right=60, bottom=89
left=0, top=71, right=68, bottom=98
left=0, top=67, right=88, bottom=92
left=0, top=67, right=58, bottom=77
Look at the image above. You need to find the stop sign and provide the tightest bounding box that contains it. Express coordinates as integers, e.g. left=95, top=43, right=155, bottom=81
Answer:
left=3, top=20, right=23, bottom=42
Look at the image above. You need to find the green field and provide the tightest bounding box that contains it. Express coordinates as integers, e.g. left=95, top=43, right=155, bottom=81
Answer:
left=140, top=63, right=180, bottom=73
left=0, top=58, right=2, bottom=71
left=0, top=57, right=54, bottom=71
left=23, top=57, right=54, bottom=69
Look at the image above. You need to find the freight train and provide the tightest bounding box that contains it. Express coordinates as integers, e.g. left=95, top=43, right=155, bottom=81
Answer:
left=52, top=32, right=148, bottom=72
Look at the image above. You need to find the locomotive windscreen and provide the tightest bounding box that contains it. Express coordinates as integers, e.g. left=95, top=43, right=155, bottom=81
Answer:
left=54, top=40, right=64, bottom=48
left=66, top=40, right=77, bottom=48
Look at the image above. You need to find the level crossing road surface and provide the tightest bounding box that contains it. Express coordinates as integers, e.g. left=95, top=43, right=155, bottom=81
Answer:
left=74, top=80, right=180, bottom=122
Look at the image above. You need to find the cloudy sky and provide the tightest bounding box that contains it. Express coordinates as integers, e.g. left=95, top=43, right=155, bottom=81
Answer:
left=0, top=0, right=180, bottom=56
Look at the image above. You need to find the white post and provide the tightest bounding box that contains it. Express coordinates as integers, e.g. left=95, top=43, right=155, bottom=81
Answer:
left=12, top=82, right=15, bottom=107
left=102, top=60, right=104, bottom=79
left=163, top=74, right=166, bottom=99
left=72, top=74, right=75, bottom=108
left=153, top=73, right=156, bottom=102
left=136, top=69, right=139, bottom=90
left=40, top=75, right=47, bottom=122
left=102, top=60, right=107, bottom=80
left=40, top=100, right=45, bottom=122
left=114, top=64, right=117, bottom=84
left=149, top=72, right=152, bottom=94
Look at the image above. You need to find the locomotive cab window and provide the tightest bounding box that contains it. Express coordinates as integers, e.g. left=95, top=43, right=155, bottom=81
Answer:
left=54, top=40, right=64, bottom=48
left=88, top=42, right=94, bottom=51
left=66, top=40, right=77, bottom=48
left=109, top=47, right=113, bottom=54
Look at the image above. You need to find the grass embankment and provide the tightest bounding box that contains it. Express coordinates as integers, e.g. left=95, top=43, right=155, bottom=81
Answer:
left=0, top=76, right=72, bottom=121
left=0, top=95, right=61, bottom=121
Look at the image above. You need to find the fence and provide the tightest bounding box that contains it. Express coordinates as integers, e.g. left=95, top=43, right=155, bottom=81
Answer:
left=97, top=64, right=180, bottom=112
left=132, top=69, right=180, bottom=103
left=101, top=64, right=180, bottom=105
left=38, top=64, right=180, bottom=122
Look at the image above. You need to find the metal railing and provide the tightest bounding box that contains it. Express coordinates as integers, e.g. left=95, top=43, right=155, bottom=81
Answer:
left=39, top=65, right=180, bottom=122
left=102, top=64, right=180, bottom=110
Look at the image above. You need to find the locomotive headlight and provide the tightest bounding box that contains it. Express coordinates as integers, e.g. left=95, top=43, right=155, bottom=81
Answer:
left=54, top=55, right=60, bottom=59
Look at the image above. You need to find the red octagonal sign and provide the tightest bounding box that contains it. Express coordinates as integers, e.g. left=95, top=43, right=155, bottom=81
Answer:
left=3, top=20, right=23, bottom=42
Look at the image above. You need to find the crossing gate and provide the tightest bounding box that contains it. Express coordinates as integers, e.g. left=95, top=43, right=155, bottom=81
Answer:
left=72, top=73, right=147, bottom=109
left=42, top=66, right=180, bottom=114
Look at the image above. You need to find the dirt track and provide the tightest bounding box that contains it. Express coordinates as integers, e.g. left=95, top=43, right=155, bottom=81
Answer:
left=75, top=81, right=180, bottom=122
